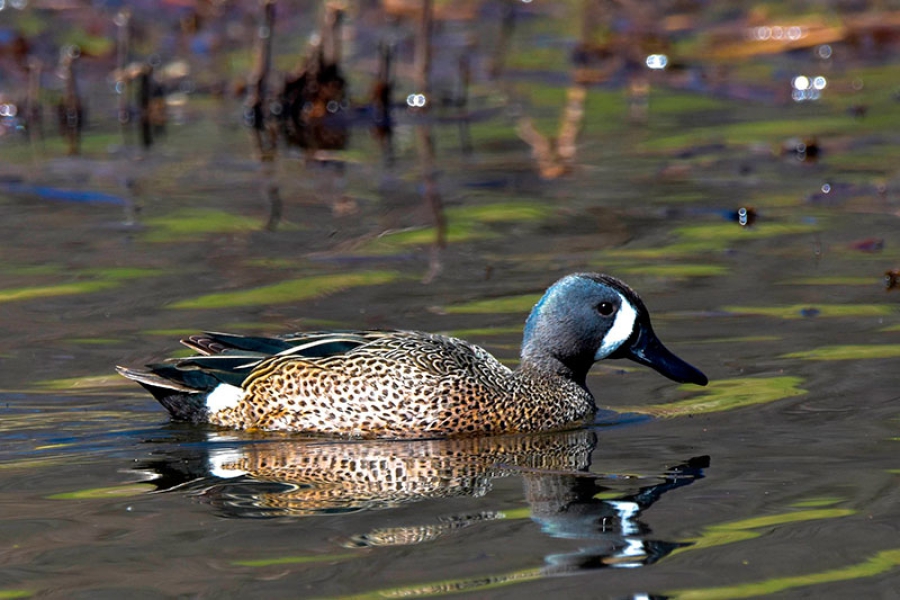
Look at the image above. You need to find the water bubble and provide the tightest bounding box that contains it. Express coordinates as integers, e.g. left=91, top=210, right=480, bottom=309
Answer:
left=242, top=106, right=256, bottom=127
left=406, top=93, right=427, bottom=108
left=792, top=75, right=810, bottom=90
left=645, top=54, right=668, bottom=70
left=817, top=44, right=832, bottom=59
left=812, top=76, right=827, bottom=90
left=787, top=26, right=803, bottom=40
left=821, top=183, right=831, bottom=194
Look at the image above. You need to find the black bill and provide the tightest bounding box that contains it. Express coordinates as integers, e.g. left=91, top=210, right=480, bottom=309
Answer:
left=616, top=322, right=708, bottom=386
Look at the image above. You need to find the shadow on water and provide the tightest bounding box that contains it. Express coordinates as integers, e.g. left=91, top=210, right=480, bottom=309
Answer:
left=136, top=427, right=708, bottom=574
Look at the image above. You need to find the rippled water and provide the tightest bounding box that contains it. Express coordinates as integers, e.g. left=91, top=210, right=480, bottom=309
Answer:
left=2, top=3, right=900, bottom=599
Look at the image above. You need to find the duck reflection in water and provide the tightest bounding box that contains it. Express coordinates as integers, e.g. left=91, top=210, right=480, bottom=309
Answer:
left=141, top=427, right=708, bottom=571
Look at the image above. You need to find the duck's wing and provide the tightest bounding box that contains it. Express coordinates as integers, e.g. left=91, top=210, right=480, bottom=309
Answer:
left=181, top=330, right=388, bottom=359
left=120, top=331, right=400, bottom=392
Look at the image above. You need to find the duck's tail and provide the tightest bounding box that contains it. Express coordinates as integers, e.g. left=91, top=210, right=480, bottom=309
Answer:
left=116, top=365, right=211, bottom=423
left=119, top=333, right=295, bottom=424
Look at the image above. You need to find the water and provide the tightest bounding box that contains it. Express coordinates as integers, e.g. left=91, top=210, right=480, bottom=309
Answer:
left=2, top=3, right=900, bottom=599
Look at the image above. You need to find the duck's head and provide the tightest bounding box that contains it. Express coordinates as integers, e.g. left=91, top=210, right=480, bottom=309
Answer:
left=521, top=273, right=708, bottom=387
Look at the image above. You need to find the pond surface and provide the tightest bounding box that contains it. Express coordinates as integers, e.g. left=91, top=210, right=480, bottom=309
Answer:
left=1, top=3, right=900, bottom=598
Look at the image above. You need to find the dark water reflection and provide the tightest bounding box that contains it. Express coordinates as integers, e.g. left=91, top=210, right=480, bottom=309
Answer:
left=136, top=430, right=709, bottom=579
left=137, top=428, right=707, bottom=574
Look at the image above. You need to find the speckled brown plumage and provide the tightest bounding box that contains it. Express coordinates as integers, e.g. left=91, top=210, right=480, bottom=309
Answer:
left=208, top=331, right=594, bottom=437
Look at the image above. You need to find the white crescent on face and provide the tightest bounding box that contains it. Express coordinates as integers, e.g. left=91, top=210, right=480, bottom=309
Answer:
left=594, top=294, right=638, bottom=360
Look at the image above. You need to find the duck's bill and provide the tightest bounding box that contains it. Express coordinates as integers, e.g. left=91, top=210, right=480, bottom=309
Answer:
left=619, top=325, right=708, bottom=386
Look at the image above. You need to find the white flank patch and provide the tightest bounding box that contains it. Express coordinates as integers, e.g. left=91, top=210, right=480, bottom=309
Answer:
left=205, top=383, right=244, bottom=414
left=594, top=294, right=638, bottom=360
left=208, top=447, right=247, bottom=479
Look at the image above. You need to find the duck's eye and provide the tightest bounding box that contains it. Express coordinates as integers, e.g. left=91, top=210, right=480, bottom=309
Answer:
left=597, top=302, right=616, bottom=316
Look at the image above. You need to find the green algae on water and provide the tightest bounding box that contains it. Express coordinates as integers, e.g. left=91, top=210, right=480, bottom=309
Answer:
left=668, top=547, right=900, bottom=600
left=725, top=304, right=895, bottom=319
left=170, top=271, right=401, bottom=309
left=443, top=294, right=542, bottom=315
left=0, top=281, right=118, bottom=304
left=620, top=376, right=807, bottom=418
left=143, top=208, right=263, bottom=243
left=233, top=553, right=358, bottom=568
left=782, top=344, right=900, bottom=360
left=47, top=483, right=156, bottom=500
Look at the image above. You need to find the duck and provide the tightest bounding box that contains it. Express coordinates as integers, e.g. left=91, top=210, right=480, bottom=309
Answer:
left=117, top=273, right=707, bottom=438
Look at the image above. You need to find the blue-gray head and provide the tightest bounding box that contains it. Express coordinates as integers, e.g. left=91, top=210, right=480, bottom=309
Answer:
left=521, top=273, right=707, bottom=387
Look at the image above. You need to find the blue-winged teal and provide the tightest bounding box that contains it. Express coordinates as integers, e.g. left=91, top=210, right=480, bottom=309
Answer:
left=118, top=273, right=707, bottom=438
